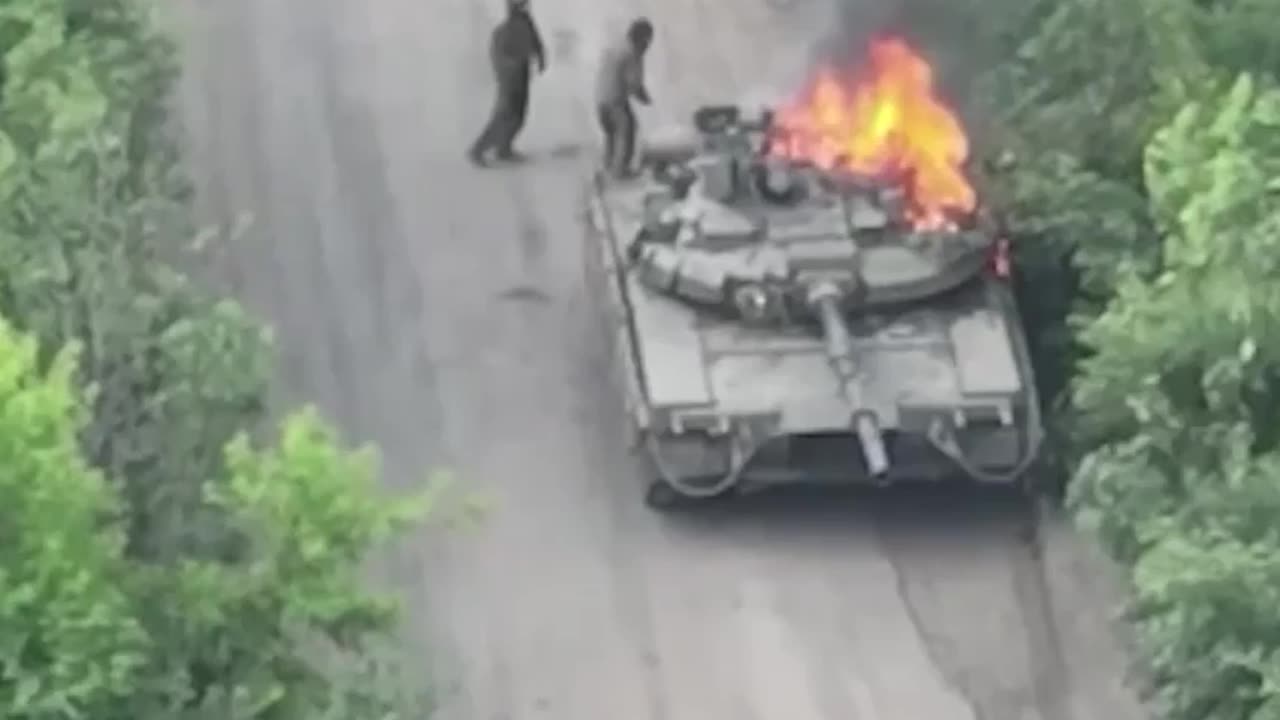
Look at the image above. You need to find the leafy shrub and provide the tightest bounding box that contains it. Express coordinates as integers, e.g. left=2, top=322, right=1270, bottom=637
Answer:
left=1, top=1, right=434, bottom=717
left=966, top=1, right=1280, bottom=717
left=0, top=0, right=269, bottom=561
left=1070, top=75, right=1280, bottom=719
left=0, top=313, right=431, bottom=719
left=0, top=318, right=147, bottom=717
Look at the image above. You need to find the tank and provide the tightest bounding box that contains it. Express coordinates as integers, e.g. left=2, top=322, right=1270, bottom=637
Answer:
left=581, top=105, right=1044, bottom=510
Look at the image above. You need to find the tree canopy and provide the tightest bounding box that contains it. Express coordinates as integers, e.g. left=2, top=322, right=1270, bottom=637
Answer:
left=1, top=1, right=433, bottom=718
left=0, top=315, right=430, bottom=718
left=964, top=0, right=1280, bottom=716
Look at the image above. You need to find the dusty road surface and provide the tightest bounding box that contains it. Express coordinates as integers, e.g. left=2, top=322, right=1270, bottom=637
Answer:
left=176, top=0, right=1150, bottom=718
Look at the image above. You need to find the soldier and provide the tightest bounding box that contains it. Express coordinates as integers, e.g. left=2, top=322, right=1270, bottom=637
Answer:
left=468, top=0, right=547, bottom=166
left=595, top=18, right=654, bottom=178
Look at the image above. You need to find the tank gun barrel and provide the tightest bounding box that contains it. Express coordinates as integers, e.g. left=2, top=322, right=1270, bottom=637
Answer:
left=809, top=283, right=891, bottom=478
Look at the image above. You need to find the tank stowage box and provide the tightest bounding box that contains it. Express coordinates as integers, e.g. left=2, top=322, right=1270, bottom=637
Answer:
left=582, top=105, right=1044, bottom=510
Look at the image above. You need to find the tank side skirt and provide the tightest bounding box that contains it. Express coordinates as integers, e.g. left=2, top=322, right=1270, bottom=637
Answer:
left=587, top=180, right=654, bottom=436
left=923, top=280, right=1045, bottom=484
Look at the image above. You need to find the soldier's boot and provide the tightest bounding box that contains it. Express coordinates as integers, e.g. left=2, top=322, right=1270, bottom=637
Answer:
left=495, top=146, right=527, bottom=163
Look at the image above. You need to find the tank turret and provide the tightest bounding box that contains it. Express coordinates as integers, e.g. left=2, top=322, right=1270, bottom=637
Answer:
left=624, top=108, right=1008, bottom=484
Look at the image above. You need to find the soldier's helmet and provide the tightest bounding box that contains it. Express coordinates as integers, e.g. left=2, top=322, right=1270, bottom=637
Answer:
left=628, top=18, right=654, bottom=45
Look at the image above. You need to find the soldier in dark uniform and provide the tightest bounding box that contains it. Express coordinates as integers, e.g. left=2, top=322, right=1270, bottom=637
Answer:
left=468, top=0, right=547, bottom=166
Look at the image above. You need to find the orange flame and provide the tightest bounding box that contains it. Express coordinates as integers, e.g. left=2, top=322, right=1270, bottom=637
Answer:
left=771, top=36, right=976, bottom=230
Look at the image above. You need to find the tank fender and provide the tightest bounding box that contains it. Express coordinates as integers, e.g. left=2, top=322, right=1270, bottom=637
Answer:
left=582, top=181, right=655, bottom=445
left=649, top=432, right=734, bottom=480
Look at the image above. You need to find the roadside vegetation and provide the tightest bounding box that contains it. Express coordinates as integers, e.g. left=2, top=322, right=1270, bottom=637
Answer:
left=0, top=1, right=433, bottom=718
left=951, top=0, right=1280, bottom=717
left=6, top=0, right=1280, bottom=718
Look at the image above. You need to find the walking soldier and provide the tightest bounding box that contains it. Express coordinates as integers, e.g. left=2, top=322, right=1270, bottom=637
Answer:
left=469, top=0, right=547, bottom=166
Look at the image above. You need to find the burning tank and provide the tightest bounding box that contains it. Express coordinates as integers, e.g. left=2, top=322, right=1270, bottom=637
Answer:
left=582, top=37, right=1044, bottom=510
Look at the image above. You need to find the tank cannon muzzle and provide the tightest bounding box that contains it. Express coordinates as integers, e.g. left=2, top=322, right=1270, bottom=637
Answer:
left=853, top=411, right=890, bottom=478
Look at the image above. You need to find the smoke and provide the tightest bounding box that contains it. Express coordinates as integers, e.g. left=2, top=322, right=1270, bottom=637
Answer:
left=678, top=0, right=1003, bottom=133
left=812, top=0, right=899, bottom=67
left=811, top=0, right=993, bottom=112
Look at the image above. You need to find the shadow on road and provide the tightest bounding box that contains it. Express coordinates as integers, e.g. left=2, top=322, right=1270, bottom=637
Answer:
left=660, top=483, right=1041, bottom=544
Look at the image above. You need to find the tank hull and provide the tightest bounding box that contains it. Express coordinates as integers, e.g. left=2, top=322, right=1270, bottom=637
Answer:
left=685, top=426, right=1028, bottom=487
left=631, top=338, right=1040, bottom=509
left=582, top=178, right=1045, bottom=510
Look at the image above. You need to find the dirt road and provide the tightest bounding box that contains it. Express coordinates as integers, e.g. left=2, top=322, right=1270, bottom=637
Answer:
left=176, top=0, right=1149, bottom=718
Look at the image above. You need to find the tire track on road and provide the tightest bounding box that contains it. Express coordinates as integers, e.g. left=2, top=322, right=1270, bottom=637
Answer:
left=876, top=491, right=1073, bottom=720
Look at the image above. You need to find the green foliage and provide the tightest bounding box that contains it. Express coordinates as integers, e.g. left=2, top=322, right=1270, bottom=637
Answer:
left=0, top=0, right=435, bottom=717
left=126, top=409, right=431, bottom=719
left=1068, top=76, right=1280, bottom=718
left=0, top=317, right=431, bottom=718
left=0, top=317, right=147, bottom=718
left=0, top=0, right=267, bottom=562
left=978, top=0, right=1216, bottom=180
left=960, top=0, right=1280, bottom=717
left=1194, top=0, right=1280, bottom=81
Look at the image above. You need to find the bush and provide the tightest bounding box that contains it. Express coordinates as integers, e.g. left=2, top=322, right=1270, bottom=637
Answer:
left=1070, top=75, right=1280, bottom=719
left=1, top=1, right=434, bottom=717
left=0, top=0, right=270, bottom=562
left=963, top=1, right=1280, bottom=717
left=0, top=314, right=431, bottom=719
left=0, top=318, right=147, bottom=717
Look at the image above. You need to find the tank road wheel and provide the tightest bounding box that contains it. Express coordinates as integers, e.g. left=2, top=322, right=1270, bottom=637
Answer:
left=1022, top=469, right=1066, bottom=505
left=1009, top=449, right=1061, bottom=504
left=643, top=475, right=734, bottom=512
left=641, top=434, right=738, bottom=511
left=644, top=479, right=686, bottom=511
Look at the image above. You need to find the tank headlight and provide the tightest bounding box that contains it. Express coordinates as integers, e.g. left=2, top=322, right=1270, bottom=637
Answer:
left=732, top=283, right=777, bottom=323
